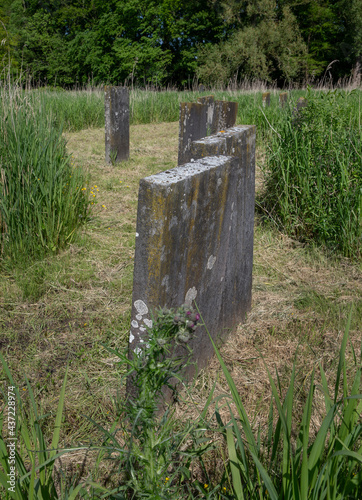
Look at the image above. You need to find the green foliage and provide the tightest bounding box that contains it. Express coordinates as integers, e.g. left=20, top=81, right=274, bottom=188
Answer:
left=1, top=0, right=360, bottom=87
left=0, top=85, right=90, bottom=263
left=95, top=304, right=210, bottom=498
left=0, top=2, right=18, bottom=73
left=0, top=358, right=89, bottom=499
left=204, top=307, right=362, bottom=499
left=261, top=89, right=362, bottom=258
left=197, top=1, right=307, bottom=85
left=2, top=0, right=223, bottom=87
left=293, top=0, right=362, bottom=79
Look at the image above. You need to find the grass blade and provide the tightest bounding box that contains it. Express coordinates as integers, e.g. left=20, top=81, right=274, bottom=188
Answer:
left=226, top=426, right=244, bottom=500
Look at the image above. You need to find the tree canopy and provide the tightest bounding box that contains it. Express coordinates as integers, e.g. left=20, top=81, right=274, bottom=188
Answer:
left=0, top=0, right=361, bottom=87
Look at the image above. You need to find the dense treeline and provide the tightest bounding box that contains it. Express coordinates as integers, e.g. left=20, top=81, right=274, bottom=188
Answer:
left=0, top=0, right=361, bottom=87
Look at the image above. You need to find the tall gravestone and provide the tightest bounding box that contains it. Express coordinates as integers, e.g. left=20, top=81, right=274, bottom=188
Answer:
left=292, top=97, right=308, bottom=127
left=197, top=95, right=215, bottom=134
left=279, top=92, right=288, bottom=108
left=178, top=102, right=207, bottom=165
left=178, top=97, right=238, bottom=164
left=262, top=92, right=271, bottom=107
left=211, top=100, right=238, bottom=134
left=105, top=86, right=129, bottom=164
left=128, top=125, right=256, bottom=400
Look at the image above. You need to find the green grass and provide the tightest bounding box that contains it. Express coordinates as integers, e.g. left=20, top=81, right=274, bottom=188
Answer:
left=0, top=85, right=90, bottom=263
left=207, top=308, right=362, bottom=500
left=1, top=308, right=360, bottom=499
left=27, top=87, right=311, bottom=139
left=260, top=89, right=362, bottom=258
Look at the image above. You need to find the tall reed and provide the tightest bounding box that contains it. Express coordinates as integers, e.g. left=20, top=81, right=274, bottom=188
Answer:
left=0, top=85, right=90, bottom=263
left=261, top=89, right=361, bottom=258
left=19, top=87, right=308, bottom=139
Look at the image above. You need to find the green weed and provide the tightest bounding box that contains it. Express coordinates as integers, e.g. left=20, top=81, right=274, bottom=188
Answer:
left=0, top=357, right=92, bottom=499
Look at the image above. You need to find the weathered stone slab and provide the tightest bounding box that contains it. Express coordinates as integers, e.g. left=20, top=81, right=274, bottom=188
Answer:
left=279, top=92, right=288, bottom=108
left=211, top=100, right=238, bottom=134
left=178, top=102, right=207, bottom=165
left=292, top=97, right=308, bottom=126
left=190, top=126, right=255, bottom=204
left=197, top=95, right=215, bottom=134
left=105, top=86, right=129, bottom=164
left=262, top=92, right=271, bottom=107
left=296, top=96, right=308, bottom=110
left=190, top=125, right=255, bottom=308
left=129, top=125, right=255, bottom=398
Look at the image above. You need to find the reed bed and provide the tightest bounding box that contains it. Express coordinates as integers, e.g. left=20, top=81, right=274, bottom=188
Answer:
left=0, top=86, right=90, bottom=263
left=261, top=89, right=361, bottom=258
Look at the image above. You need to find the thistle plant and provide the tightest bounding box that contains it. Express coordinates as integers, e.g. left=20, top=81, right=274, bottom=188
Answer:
left=97, top=304, right=206, bottom=498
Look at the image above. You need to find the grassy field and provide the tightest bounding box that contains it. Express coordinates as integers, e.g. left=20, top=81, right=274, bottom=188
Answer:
left=0, top=89, right=361, bottom=497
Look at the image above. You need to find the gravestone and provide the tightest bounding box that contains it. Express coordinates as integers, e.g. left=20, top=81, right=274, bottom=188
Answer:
left=211, top=100, right=238, bottom=135
left=262, top=92, right=271, bottom=107
left=128, top=125, right=256, bottom=400
left=105, top=86, right=129, bottom=164
left=197, top=95, right=215, bottom=134
left=292, top=97, right=308, bottom=126
left=178, top=98, right=238, bottom=164
left=296, top=96, right=308, bottom=111
left=279, top=92, right=288, bottom=108
left=178, top=102, right=207, bottom=165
